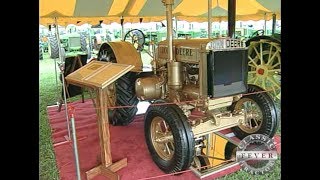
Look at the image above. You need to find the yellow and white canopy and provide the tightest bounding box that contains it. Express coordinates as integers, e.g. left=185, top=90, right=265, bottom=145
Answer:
left=40, top=0, right=281, bottom=26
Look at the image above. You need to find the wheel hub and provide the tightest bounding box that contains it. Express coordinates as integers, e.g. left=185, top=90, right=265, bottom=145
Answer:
left=151, top=117, right=175, bottom=161
left=255, top=65, right=268, bottom=77
left=236, top=98, right=263, bottom=134
left=257, top=68, right=265, bottom=75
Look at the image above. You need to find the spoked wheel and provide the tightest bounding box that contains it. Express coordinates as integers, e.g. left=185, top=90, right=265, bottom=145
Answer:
left=144, top=103, right=195, bottom=173
left=97, top=43, right=139, bottom=126
left=124, top=29, right=146, bottom=52
left=229, top=85, right=279, bottom=139
left=192, top=153, right=210, bottom=171
left=247, top=39, right=281, bottom=100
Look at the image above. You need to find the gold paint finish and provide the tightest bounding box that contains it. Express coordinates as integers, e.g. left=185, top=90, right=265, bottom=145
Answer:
left=107, top=41, right=143, bottom=72
left=234, top=98, right=263, bottom=134
left=135, top=76, right=162, bottom=100
left=150, top=116, right=175, bottom=161
left=167, top=61, right=183, bottom=90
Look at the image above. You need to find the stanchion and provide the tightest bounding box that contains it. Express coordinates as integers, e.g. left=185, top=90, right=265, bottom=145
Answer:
left=53, top=17, right=71, bottom=140
left=68, top=105, right=82, bottom=180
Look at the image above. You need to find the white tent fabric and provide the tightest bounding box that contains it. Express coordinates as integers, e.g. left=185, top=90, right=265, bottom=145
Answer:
left=40, top=0, right=280, bottom=25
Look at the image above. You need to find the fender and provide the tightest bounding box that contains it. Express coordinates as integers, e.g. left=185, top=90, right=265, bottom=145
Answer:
left=106, top=41, right=143, bottom=72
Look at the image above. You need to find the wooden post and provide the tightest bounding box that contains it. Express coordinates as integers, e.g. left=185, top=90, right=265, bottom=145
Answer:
left=85, top=88, right=127, bottom=180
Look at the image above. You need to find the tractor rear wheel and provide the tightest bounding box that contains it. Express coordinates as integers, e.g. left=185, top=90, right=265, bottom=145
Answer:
left=144, top=103, right=195, bottom=173
left=48, top=34, right=60, bottom=59
left=97, top=43, right=139, bottom=125
left=247, top=39, right=281, bottom=100
left=39, top=43, right=43, bottom=60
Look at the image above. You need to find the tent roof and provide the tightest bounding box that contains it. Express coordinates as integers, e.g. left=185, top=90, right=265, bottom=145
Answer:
left=40, top=0, right=280, bottom=26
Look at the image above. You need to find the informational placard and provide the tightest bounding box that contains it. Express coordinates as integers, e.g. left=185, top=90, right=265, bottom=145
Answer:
left=65, top=60, right=134, bottom=89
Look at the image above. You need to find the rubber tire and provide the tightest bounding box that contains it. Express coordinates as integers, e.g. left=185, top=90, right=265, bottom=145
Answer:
left=224, top=142, right=237, bottom=160
left=144, top=103, right=195, bottom=174
left=230, top=84, right=279, bottom=139
left=80, top=33, right=91, bottom=59
left=80, top=33, right=87, bottom=52
left=39, top=43, right=43, bottom=60
left=97, top=43, right=139, bottom=126
left=169, top=104, right=195, bottom=170
left=48, top=34, right=60, bottom=59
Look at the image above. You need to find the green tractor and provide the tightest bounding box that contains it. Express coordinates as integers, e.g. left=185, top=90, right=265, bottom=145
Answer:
left=47, top=24, right=88, bottom=59
left=88, top=27, right=114, bottom=51
left=245, top=30, right=281, bottom=100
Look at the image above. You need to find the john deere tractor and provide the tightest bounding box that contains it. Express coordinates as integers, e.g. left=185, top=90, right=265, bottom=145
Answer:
left=47, top=24, right=88, bottom=59
left=245, top=30, right=281, bottom=100
left=93, top=0, right=279, bottom=174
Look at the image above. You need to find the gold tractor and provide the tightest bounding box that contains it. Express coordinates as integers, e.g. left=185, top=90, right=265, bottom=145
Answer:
left=94, top=0, right=279, bottom=174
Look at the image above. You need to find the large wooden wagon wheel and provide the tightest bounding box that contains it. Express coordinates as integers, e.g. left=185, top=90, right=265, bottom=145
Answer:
left=247, top=39, right=281, bottom=100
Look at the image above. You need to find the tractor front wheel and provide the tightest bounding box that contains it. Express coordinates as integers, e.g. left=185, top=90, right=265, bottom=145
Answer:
left=229, top=84, right=279, bottom=139
left=144, top=103, right=195, bottom=173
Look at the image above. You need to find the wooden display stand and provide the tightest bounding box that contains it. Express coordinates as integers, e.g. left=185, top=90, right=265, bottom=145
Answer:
left=65, top=60, right=135, bottom=180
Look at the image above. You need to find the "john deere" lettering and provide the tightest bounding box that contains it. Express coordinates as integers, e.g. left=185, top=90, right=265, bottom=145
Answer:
left=159, top=47, right=193, bottom=57
left=176, top=48, right=193, bottom=56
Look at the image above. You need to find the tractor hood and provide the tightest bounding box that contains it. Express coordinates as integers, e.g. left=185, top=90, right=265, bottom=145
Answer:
left=157, top=38, right=246, bottom=63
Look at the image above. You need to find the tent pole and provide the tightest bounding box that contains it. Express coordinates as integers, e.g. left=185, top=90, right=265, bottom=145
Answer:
left=272, top=13, right=276, bottom=35
left=208, top=0, right=212, bottom=38
left=228, top=0, right=236, bottom=38
left=54, top=57, right=59, bottom=105
left=163, top=0, right=174, bottom=62
left=219, top=20, right=222, bottom=37
left=121, top=17, right=125, bottom=40
left=174, top=16, right=178, bottom=39
left=55, top=17, right=71, bottom=140
left=264, top=13, right=267, bottom=33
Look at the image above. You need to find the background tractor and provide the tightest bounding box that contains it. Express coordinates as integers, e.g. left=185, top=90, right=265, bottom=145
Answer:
left=245, top=30, right=281, bottom=100
left=47, top=24, right=88, bottom=59
left=88, top=27, right=114, bottom=51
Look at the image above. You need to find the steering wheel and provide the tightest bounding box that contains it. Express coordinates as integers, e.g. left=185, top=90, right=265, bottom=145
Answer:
left=250, top=29, right=265, bottom=38
left=124, top=29, right=146, bottom=52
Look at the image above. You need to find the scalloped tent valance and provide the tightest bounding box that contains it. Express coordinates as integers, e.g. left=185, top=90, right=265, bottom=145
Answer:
left=40, top=0, right=280, bottom=26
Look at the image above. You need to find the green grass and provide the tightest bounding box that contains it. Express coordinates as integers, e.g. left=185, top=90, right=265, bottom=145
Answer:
left=217, top=157, right=281, bottom=180
left=39, top=54, right=61, bottom=180
left=39, top=53, right=281, bottom=179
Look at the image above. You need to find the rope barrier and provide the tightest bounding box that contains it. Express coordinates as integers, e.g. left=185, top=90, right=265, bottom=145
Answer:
left=61, top=88, right=274, bottom=111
